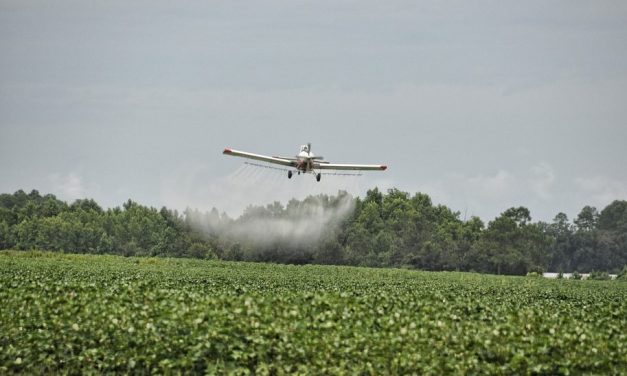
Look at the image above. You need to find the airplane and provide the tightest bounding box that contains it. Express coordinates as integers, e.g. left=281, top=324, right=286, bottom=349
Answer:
left=223, top=143, right=387, bottom=182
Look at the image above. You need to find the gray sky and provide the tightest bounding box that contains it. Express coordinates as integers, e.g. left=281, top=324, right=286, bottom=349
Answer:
left=1, top=0, right=626, bottom=222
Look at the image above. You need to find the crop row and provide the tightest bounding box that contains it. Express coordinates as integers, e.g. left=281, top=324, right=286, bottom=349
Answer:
left=1, top=251, right=625, bottom=374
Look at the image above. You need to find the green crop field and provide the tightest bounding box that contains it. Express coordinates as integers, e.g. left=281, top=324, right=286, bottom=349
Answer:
left=1, top=251, right=625, bottom=374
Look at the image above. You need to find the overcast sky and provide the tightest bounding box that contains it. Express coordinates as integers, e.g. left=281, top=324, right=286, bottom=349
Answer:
left=1, top=0, right=626, bottom=222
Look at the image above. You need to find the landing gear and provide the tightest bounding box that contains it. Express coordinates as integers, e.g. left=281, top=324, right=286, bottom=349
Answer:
left=288, top=171, right=293, bottom=179
left=316, top=173, right=321, bottom=182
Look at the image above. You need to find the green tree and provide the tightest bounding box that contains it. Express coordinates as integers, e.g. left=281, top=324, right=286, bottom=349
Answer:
left=469, top=207, right=549, bottom=275
left=574, top=206, right=598, bottom=231
left=0, top=220, right=13, bottom=249
left=546, top=213, right=575, bottom=272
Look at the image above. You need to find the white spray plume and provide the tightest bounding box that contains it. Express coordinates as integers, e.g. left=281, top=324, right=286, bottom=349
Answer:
left=186, top=191, right=355, bottom=248
left=162, top=163, right=361, bottom=247
left=232, top=193, right=354, bottom=246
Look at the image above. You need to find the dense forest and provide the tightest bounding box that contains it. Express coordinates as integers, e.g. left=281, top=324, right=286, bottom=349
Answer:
left=1, top=189, right=626, bottom=275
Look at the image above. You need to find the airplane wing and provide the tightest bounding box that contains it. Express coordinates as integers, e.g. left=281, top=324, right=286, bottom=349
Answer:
left=315, top=162, right=387, bottom=171
left=272, top=155, right=298, bottom=161
left=223, top=148, right=295, bottom=167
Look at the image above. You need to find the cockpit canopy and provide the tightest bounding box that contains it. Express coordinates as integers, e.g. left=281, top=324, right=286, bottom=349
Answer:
left=300, top=145, right=309, bottom=153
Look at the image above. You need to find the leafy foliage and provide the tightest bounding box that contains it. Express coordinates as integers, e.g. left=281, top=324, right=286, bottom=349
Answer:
left=1, top=251, right=626, bottom=374
left=0, top=189, right=626, bottom=275
left=588, top=271, right=611, bottom=281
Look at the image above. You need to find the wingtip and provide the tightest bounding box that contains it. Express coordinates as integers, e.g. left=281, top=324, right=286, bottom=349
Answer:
left=223, top=148, right=232, bottom=154
left=381, top=165, right=388, bottom=171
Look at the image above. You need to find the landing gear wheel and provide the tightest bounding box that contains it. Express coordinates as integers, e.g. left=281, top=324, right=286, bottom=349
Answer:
left=288, top=171, right=293, bottom=179
left=316, top=173, right=321, bottom=182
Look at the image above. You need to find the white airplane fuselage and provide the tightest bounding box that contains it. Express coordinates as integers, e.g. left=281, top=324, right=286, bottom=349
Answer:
left=294, top=145, right=316, bottom=172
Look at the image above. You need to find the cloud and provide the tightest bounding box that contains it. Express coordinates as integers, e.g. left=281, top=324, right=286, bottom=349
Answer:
left=415, top=162, right=559, bottom=221
left=529, top=162, right=556, bottom=200
left=49, top=172, right=85, bottom=201
left=574, top=175, right=627, bottom=208
left=466, top=170, right=516, bottom=198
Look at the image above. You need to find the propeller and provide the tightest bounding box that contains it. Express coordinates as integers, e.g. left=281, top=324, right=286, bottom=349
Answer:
left=307, top=142, right=324, bottom=160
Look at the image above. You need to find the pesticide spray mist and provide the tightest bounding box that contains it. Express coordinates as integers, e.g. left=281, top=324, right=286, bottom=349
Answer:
left=187, top=192, right=355, bottom=248
left=162, top=163, right=362, bottom=256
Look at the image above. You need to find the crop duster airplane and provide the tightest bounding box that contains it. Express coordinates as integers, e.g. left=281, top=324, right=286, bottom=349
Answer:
left=223, top=143, right=387, bottom=182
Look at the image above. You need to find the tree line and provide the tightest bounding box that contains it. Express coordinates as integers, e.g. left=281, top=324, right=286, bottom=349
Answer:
left=1, top=189, right=626, bottom=275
